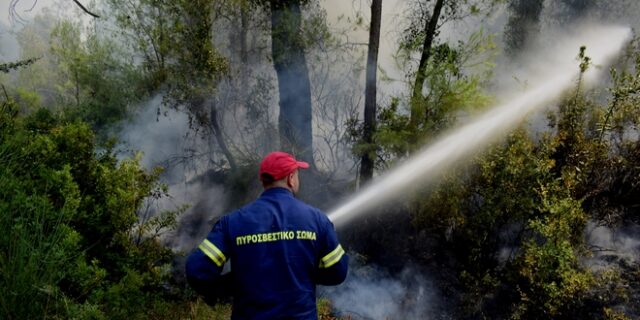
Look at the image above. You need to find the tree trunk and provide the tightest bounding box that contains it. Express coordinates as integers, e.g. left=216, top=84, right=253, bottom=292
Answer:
left=270, top=0, right=314, bottom=164
left=240, top=4, right=249, bottom=71
left=561, top=0, right=593, bottom=20
left=210, top=102, right=237, bottom=171
left=410, top=0, right=445, bottom=126
left=359, top=0, right=382, bottom=184
left=505, top=0, right=544, bottom=55
left=239, top=3, right=251, bottom=112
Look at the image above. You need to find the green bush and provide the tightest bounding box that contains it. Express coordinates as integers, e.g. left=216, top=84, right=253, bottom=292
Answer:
left=0, top=102, right=183, bottom=319
left=404, top=48, right=640, bottom=318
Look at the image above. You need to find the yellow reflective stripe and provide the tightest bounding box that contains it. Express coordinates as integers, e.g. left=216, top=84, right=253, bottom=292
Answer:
left=202, top=239, right=227, bottom=261
left=323, top=247, right=345, bottom=268
left=321, top=244, right=343, bottom=263
left=320, top=244, right=345, bottom=268
left=198, top=244, right=222, bottom=266
left=198, top=244, right=223, bottom=267
left=198, top=239, right=226, bottom=267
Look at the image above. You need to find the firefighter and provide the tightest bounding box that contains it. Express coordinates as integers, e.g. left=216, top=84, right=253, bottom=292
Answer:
left=185, top=151, right=348, bottom=319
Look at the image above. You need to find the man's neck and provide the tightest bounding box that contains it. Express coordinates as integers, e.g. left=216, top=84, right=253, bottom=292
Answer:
left=264, top=185, right=293, bottom=193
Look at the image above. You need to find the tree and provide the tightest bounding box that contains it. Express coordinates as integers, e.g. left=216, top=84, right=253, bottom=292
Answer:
left=267, top=0, right=314, bottom=163
left=359, top=0, right=382, bottom=183
left=2, top=15, right=141, bottom=135
left=407, top=48, right=640, bottom=318
left=106, top=0, right=234, bottom=169
left=410, top=0, right=445, bottom=127
left=560, top=0, right=594, bottom=21
left=504, top=0, right=545, bottom=55
left=49, top=20, right=142, bottom=135
left=8, top=0, right=99, bottom=24
left=402, top=0, right=498, bottom=128
left=0, top=98, right=186, bottom=318
left=70, top=0, right=100, bottom=18
left=9, top=13, right=64, bottom=109
left=363, top=28, right=494, bottom=162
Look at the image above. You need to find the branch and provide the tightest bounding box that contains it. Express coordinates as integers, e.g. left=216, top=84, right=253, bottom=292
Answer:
left=1, top=85, right=9, bottom=100
left=0, top=57, right=40, bottom=73
left=72, top=0, right=100, bottom=18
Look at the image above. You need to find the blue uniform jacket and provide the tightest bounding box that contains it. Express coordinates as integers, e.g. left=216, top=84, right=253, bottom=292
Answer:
left=185, top=187, right=348, bottom=320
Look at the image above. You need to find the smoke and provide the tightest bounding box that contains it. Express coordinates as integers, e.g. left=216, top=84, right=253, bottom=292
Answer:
left=112, top=0, right=388, bottom=253
left=321, top=259, right=444, bottom=320
left=490, top=0, right=640, bottom=92
left=117, top=95, right=230, bottom=251
left=329, top=25, right=632, bottom=226
left=542, top=0, right=640, bottom=32
left=5, top=0, right=639, bottom=315
left=322, top=0, right=407, bottom=86
left=320, top=2, right=638, bottom=316
left=118, top=95, right=189, bottom=179
left=166, top=177, right=228, bottom=252
left=0, top=0, right=80, bottom=27
left=586, top=221, right=640, bottom=269
left=0, top=21, right=19, bottom=61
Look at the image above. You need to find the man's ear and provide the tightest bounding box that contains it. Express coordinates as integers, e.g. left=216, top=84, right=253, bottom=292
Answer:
left=286, top=173, right=294, bottom=188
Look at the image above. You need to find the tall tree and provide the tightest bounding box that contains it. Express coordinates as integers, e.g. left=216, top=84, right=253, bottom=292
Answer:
left=504, top=0, right=545, bottom=55
left=561, top=0, right=594, bottom=20
left=107, top=0, right=235, bottom=169
left=268, top=0, right=314, bottom=163
left=410, top=0, right=445, bottom=126
left=404, top=0, right=499, bottom=129
left=359, top=0, right=382, bottom=183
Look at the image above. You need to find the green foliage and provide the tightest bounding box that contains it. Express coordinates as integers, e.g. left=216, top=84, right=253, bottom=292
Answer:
left=398, top=0, right=499, bottom=58
left=513, top=184, right=592, bottom=318
left=106, top=0, right=229, bottom=128
left=411, top=123, right=596, bottom=318
left=349, top=30, right=495, bottom=165
left=0, top=106, right=78, bottom=318
left=317, top=297, right=350, bottom=320
left=403, top=47, right=640, bottom=318
left=409, top=37, right=494, bottom=133
left=3, top=15, right=143, bottom=138
left=49, top=20, right=143, bottom=135
left=9, top=13, right=63, bottom=109
left=4, top=2, right=640, bottom=319
left=0, top=101, right=185, bottom=319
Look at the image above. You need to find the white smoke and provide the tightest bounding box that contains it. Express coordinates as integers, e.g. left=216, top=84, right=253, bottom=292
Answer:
left=321, top=260, right=442, bottom=320
left=0, top=20, right=19, bottom=61
left=328, top=24, right=632, bottom=226
left=117, top=95, right=229, bottom=251
left=118, top=95, right=189, bottom=177
left=0, top=0, right=82, bottom=27
left=586, top=221, right=640, bottom=269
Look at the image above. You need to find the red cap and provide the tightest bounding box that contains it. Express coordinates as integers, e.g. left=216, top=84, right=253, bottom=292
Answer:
left=259, top=151, right=310, bottom=181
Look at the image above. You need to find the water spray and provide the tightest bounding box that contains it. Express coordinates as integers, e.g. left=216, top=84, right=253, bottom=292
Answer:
left=328, top=25, right=632, bottom=227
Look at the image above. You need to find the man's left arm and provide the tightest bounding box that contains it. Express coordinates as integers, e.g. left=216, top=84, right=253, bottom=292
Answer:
left=316, top=216, right=348, bottom=286
left=185, top=217, right=230, bottom=302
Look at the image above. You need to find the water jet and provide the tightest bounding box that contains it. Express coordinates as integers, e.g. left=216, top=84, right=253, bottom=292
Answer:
left=328, top=25, right=632, bottom=227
